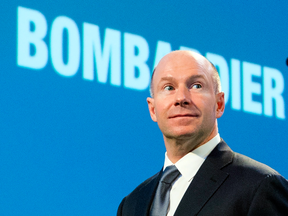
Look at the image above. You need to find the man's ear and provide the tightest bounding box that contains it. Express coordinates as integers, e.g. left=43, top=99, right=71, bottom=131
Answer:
left=216, top=92, right=225, bottom=118
left=147, top=97, right=157, bottom=122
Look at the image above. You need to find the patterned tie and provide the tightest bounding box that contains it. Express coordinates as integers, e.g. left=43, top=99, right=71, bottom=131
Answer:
left=150, top=165, right=180, bottom=216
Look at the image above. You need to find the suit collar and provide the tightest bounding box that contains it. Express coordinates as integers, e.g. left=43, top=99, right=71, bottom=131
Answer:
left=174, top=140, right=233, bottom=215
left=133, top=140, right=233, bottom=216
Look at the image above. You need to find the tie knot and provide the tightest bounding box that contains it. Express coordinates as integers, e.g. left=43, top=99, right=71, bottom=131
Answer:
left=160, top=165, right=180, bottom=184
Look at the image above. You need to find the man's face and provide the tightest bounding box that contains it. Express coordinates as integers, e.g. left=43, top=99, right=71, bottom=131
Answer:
left=147, top=51, right=224, bottom=145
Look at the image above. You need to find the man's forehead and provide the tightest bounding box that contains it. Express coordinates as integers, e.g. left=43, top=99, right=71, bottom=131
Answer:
left=154, top=51, right=210, bottom=79
left=158, top=51, right=206, bottom=67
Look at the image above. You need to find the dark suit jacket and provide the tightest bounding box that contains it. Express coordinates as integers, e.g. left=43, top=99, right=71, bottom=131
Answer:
left=117, top=140, right=288, bottom=215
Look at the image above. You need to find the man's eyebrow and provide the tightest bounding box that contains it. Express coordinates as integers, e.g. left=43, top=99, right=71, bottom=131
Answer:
left=187, top=74, right=206, bottom=81
left=158, top=76, right=176, bottom=83
left=158, top=74, right=206, bottom=83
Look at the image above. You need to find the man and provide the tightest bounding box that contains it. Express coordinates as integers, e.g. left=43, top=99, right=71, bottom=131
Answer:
left=117, top=50, right=288, bottom=215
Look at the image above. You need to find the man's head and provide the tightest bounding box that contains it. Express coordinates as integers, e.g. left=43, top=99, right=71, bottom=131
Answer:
left=149, top=56, right=222, bottom=97
left=147, top=50, right=225, bottom=152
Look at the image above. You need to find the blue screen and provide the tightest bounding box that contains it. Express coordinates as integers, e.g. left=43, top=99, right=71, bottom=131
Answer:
left=1, top=1, right=288, bottom=215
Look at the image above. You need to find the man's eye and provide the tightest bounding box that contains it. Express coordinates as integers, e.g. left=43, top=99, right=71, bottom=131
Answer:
left=164, top=85, right=174, bottom=91
left=192, top=84, right=202, bottom=89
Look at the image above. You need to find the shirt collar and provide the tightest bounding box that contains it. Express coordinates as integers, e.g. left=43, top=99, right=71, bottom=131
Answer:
left=163, top=134, right=221, bottom=182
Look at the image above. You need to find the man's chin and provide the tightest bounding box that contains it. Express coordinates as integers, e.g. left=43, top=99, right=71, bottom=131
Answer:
left=164, top=130, right=198, bottom=140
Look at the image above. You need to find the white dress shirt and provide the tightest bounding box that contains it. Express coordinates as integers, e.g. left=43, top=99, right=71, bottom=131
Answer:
left=163, top=134, right=221, bottom=216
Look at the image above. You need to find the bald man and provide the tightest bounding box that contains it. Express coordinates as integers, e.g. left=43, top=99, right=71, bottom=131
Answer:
left=117, top=51, right=288, bottom=216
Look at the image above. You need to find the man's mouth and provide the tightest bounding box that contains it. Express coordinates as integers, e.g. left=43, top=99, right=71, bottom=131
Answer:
left=169, top=114, right=199, bottom=119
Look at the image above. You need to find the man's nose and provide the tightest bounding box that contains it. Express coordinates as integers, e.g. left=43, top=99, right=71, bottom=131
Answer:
left=174, top=86, right=191, bottom=106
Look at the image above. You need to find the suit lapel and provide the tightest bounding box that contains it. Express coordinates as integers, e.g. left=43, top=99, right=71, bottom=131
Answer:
left=135, top=169, right=163, bottom=216
left=174, top=141, right=233, bottom=216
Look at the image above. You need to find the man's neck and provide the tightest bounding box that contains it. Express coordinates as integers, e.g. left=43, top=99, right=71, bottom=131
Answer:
left=163, top=129, right=218, bottom=164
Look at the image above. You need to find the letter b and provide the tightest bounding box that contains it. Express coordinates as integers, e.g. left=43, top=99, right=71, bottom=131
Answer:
left=124, top=33, right=150, bottom=90
left=17, top=6, right=48, bottom=69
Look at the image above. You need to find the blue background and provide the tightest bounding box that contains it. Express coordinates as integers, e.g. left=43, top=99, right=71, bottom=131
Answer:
left=1, top=1, right=288, bottom=215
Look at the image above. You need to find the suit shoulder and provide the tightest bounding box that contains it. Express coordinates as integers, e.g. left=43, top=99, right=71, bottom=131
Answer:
left=215, top=140, right=280, bottom=178
left=229, top=152, right=280, bottom=178
left=118, top=171, right=160, bottom=215
left=130, top=172, right=160, bottom=193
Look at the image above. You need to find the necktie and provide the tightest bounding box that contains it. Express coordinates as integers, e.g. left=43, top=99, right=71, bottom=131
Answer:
left=150, top=165, right=180, bottom=216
